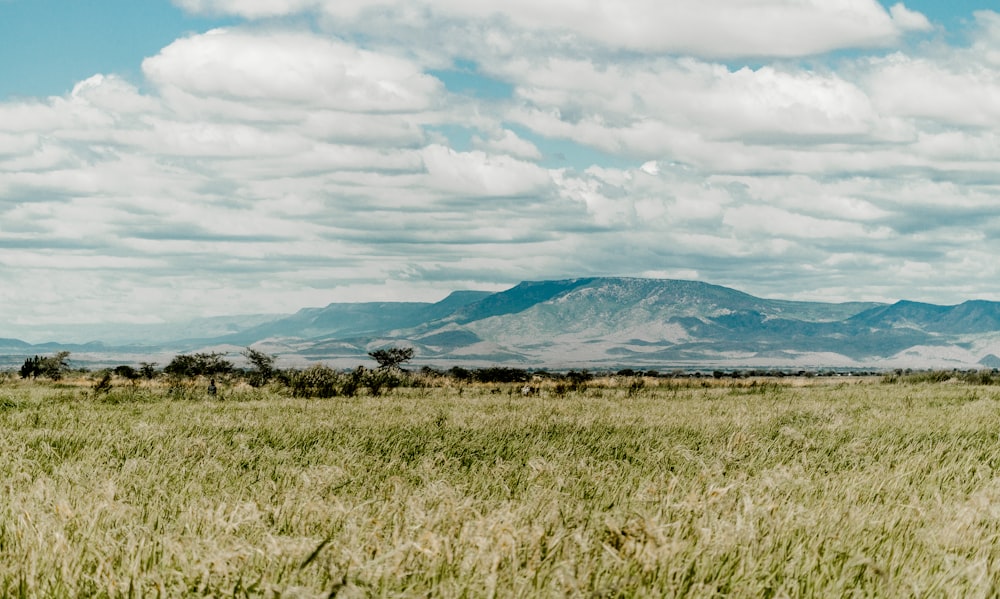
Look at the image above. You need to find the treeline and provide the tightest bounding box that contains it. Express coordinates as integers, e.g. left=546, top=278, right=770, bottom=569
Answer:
left=16, top=350, right=1000, bottom=398
left=12, top=348, right=606, bottom=398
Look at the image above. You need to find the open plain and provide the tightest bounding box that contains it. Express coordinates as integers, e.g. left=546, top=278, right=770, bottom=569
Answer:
left=3, top=374, right=1000, bottom=596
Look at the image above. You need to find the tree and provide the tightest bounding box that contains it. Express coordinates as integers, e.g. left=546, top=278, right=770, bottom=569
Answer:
left=20, top=351, right=71, bottom=380
left=368, top=346, right=414, bottom=370
left=139, top=362, right=158, bottom=380
left=164, top=352, right=233, bottom=378
left=242, top=347, right=276, bottom=388
left=113, top=365, right=140, bottom=381
left=19, top=356, right=41, bottom=379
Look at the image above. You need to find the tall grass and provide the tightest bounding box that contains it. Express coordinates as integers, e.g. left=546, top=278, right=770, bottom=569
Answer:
left=2, top=377, right=1000, bottom=596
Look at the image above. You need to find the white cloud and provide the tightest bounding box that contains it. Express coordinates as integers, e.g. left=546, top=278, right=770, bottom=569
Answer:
left=971, top=11, right=1000, bottom=67
left=0, top=131, right=38, bottom=157
left=888, top=3, right=932, bottom=32
left=718, top=176, right=893, bottom=222
left=867, top=53, right=1000, bottom=128
left=723, top=205, right=892, bottom=241
left=173, top=0, right=319, bottom=19
left=70, top=74, right=160, bottom=114
left=507, top=57, right=884, bottom=153
left=471, top=128, right=541, bottom=160
left=419, top=144, right=552, bottom=197
left=143, top=28, right=443, bottom=113
left=175, top=0, right=928, bottom=58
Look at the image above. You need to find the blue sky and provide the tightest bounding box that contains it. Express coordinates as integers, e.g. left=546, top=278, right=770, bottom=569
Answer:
left=0, top=0, right=236, bottom=99
left=893, top=0, right=990, bottom=27
left=2, top=0, right=1000, bottom=340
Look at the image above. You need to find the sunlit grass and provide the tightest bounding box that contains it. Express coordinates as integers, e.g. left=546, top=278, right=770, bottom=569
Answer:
left=2, top=376, right=1000, bottom=596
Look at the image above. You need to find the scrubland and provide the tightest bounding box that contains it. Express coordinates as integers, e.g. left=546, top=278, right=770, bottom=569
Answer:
left=3, top=374, right=1000, bottom=596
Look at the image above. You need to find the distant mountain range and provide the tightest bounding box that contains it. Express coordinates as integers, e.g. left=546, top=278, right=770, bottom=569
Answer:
left=5, top=277, right=1000, bottom=370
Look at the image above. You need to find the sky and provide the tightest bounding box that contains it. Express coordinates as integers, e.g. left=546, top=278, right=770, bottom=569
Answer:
left=2, top=0, right=1000, bottom=339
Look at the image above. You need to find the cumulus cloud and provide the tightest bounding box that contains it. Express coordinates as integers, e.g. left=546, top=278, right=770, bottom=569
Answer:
left=889, top=3, right=932, bottom=32
left=144, top=28, right=443, bottom=113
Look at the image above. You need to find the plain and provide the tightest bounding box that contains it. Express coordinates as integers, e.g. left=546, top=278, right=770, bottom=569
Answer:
left=2, top=374, right=1000, bottom=597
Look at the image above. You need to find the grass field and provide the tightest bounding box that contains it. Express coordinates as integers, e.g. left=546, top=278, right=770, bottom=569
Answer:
left=3, top=374, right=1000, bottom=596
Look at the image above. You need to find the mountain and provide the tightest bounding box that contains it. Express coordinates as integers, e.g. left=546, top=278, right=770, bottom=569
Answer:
left=214, top=290, right=493, bottom=344
left=848, top=300, right=952, bottom=330
left=6, top=277, right=1000, bottom=370
left=431, top=278, right=892, bottom=366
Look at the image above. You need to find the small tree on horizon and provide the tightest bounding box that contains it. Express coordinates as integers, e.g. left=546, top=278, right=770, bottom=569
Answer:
left=368, top=346, right=414, bottom=371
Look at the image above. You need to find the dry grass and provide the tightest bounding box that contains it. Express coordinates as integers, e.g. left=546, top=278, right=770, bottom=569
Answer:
left=2, top=376, right=1000, bottom=596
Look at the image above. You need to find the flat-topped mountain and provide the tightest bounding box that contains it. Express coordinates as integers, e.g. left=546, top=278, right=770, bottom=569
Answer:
left=6, top=277, right=1000, bottom=369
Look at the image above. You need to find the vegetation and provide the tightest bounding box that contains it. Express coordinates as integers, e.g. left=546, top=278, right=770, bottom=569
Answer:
left=3, top=373, right=1000, bottom=595
left=163, top=352, right=234, bottom=378
left=367, top=346, right=414, bottom=370
left=112, top=365, right=140, bottom=381
left=285, top=363, right=362, bottom=398
left=241, top=347, right=276, bottom=388
left=18, top=351, right=71, bottom=380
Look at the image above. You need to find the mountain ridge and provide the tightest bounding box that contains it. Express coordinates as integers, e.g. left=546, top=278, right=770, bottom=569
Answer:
left=5, top=277, right=1000, bottom=370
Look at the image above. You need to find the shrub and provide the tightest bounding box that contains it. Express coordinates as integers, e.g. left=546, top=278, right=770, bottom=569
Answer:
left=340, top=367, right=365, bottom=397
left=164, top=352, right=233, bottom=378
left=288, top=364, right=344, bottom=398
left=626, top=377, right=645, bottom=397
left=364, top=367, right=400, bottom=397
left=93, top=372, right=113, bottom=394
left=961, top=370, right=1000, bottom=385
left=113, top=365, right=140, bottom=381
left=565, top=370, right=592, bottom=392
left=448, top=366, right=472, bottom=381
left=242, top=347, right=276, bottom=388
left=474, top=367, right=529, bottom=383
left=139, top=362, right=159, bottom=379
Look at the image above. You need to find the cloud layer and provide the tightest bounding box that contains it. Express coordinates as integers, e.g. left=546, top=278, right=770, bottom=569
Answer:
left=2, top=1, right=1000, bottom=337
left=177, top=0, right=931, bottom=57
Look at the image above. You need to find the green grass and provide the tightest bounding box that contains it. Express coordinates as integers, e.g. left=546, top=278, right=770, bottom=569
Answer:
left=3, top=377, right=1000, bottom=596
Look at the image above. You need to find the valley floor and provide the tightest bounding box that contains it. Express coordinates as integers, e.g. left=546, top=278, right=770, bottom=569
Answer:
left=2, top=376, right=1000, bottom=596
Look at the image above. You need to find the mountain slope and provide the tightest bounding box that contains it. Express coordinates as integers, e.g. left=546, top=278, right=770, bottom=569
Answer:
left=8, top=277, right=1000, bottom=369
left=462, top=278, right=879, bottom=347
left=217, top=290, right=492, bottom=343
left=448, top=279, right=598, bottom=324
left=394, top=278, right=999, bottom=367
